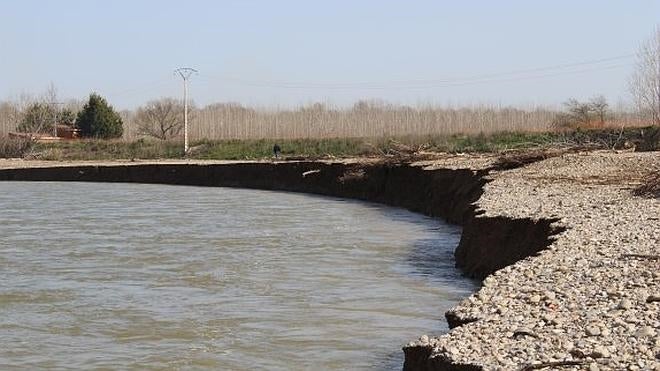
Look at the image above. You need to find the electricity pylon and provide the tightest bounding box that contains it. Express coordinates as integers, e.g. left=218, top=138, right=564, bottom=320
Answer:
left=175, top=67, right=198, bottom=153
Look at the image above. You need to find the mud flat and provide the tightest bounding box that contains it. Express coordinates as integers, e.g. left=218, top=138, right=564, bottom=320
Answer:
left=0, top=152, right=658, bottom=370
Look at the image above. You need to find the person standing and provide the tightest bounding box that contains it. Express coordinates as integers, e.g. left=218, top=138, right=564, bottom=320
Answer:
left=273, top=144, right=281, bottom=159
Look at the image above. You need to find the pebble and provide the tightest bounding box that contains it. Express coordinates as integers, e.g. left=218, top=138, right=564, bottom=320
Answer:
left=544, top=291, right=556, bottom=301
left=586, top=326, right=602, bottom=336
left=593, top=345, right=610, bottom=358
left=635, top=326, right=656, bottom=338
left=618, top=299, right=633, bottom=310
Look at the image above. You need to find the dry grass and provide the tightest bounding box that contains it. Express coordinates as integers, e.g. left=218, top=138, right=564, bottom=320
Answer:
left=0, top=137, right=34, bottom=158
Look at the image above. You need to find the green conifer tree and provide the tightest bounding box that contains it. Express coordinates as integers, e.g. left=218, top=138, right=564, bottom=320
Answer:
left=76, top=93, right=123, bottom=138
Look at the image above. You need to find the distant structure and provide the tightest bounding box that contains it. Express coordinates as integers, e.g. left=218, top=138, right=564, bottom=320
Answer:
left=55, top=125, right=80, bottom=139
left=9, top=124, right=80, bottom=142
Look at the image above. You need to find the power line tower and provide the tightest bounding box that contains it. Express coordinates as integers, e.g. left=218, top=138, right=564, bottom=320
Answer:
left=48, top=102, right=65, bottom=138
left=175, top=67, right=198, bottom=153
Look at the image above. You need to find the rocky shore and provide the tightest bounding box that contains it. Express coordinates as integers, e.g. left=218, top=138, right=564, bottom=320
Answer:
left=405, top=151, right=659, bottom=371
left=0, top=151, right=658, bottom=370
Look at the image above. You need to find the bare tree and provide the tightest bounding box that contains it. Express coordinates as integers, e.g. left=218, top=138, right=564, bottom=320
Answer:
left=134, top=98, right=187, bottom=140
left=0, top=101, right=21, bottom=135
left=630, top=27, right=660, bottom=125
left=564, top=98, right=592, bottom=126
left=589, top=95, right=609, bottom=124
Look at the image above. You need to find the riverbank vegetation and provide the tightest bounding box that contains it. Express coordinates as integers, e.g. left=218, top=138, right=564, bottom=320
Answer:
left=1, top=89, right=658, bottom=161
left=1, top=126, right=656, bottom=161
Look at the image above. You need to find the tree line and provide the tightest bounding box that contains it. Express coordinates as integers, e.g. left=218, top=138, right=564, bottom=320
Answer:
left=10, top=92, right=123, bottom=139
left=1, top=28, right=658, bottom=141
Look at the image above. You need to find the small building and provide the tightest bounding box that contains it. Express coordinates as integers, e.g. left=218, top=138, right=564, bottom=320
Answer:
left=9, top=125, right=80, bottom=143
left=55, top=125, right=80, bottom=139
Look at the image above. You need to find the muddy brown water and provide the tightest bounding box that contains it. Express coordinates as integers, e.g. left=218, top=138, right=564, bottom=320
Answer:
left=0, top=181, right=476, bottom=370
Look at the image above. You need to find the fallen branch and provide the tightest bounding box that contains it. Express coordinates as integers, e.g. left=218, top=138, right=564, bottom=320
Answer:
left=520, top=360, right=588, bottom=370
left=302, top=169, right=321, bottom=177
left=633, top=172, right=660, bottom=199
left=512, top=330, right=539, bottom=339
left=491, top=148, right=566, bottom=171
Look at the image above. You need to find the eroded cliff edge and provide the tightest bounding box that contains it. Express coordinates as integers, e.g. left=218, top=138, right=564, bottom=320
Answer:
left=0, top=161, right=483, bottom=224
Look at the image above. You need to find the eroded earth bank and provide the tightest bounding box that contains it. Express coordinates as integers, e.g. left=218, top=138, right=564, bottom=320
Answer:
left=0, top=151, right=658, bottom=370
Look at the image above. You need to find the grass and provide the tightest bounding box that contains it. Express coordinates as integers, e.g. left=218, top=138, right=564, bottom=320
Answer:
left=2, top=126, right=656, bottom=162
left=190, top=138, right=372, bottom=160
left=25, top=133, right=557, bottom=161
left=27, top=139, right=185, bottom=160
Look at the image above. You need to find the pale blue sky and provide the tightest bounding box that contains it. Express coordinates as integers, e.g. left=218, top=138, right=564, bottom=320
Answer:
left=1, top=0, right=658, bottom=109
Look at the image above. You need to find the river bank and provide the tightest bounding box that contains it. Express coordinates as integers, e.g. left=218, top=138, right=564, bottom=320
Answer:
left=0, top=151, right=658, bottom=370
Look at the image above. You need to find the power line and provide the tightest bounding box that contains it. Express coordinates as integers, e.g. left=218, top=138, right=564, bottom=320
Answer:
left=206, top=64, right=629, bottom=90
left=104, top=78, right=175, bottom=98
left=403, top=63, right=631, bottom=89
left=198, top=53, right=634, bottom=90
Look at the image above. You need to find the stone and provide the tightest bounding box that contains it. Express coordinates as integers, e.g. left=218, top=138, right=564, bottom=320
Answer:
left=635, top=326, right=656, bottom=338
left=544, top=291, right=556, bottom=301
left=618, top=299, right=633, bottom=310
left=586, top=326, right=602, bottom=336
left=593, top=345, right=610, bottom=358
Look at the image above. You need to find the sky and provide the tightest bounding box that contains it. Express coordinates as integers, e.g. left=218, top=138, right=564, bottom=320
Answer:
left=0, top=0, right=658, bottom=109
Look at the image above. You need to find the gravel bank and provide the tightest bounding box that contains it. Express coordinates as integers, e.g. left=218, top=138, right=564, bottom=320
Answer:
left=406, top=151, right=659, bottom=371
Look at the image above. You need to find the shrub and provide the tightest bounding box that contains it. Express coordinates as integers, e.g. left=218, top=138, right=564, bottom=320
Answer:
left=17, top=102, right=55, bottom=134
left=552, top=96, right=610, bottom=129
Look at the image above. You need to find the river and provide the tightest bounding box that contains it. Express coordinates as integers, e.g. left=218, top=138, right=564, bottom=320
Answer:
left=0, top=181, right=475, bottom=370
